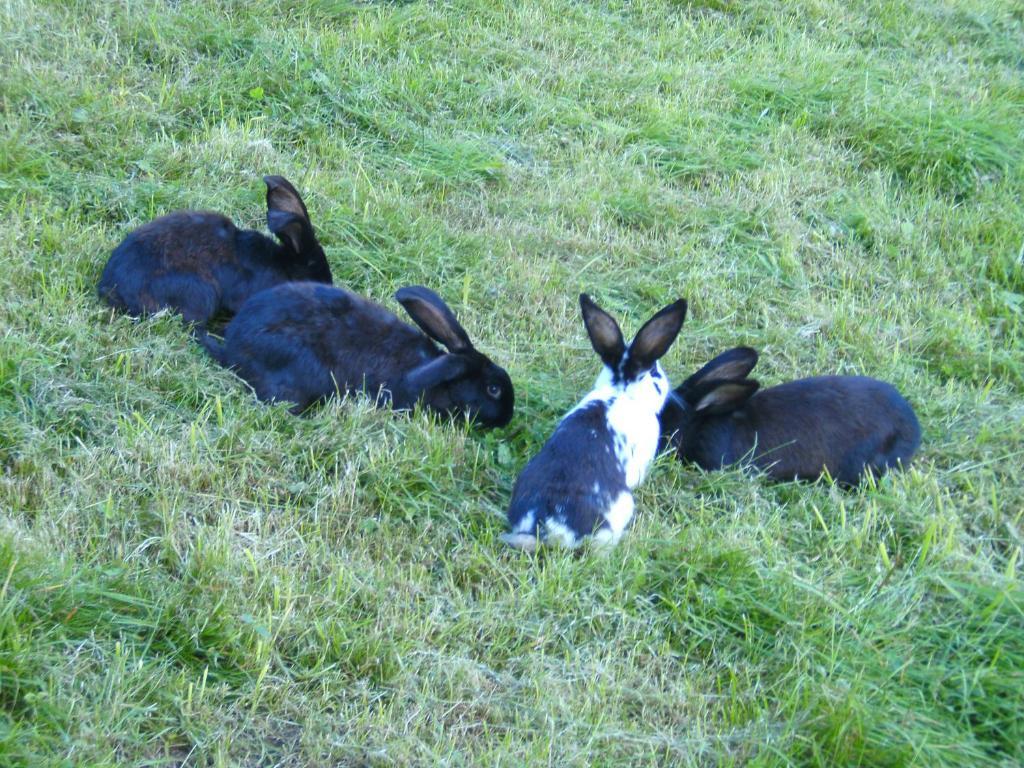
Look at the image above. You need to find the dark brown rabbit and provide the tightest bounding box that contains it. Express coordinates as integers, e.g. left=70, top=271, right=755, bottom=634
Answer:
left=98, top=176, right=331, bottom=331
left=201, top=282, right=514, bottom=427
left=660, top=347, right=921, bottom=486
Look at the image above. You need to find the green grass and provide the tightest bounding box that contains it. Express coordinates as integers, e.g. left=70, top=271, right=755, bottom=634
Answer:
left=2, top=0, right=1023, bottom=764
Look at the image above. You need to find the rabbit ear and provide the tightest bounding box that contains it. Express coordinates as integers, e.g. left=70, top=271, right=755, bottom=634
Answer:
left=264, top=175, right=311, bottom=219
left=682, top=347, right=758, bottom=392
left=401, top=354, right=472, bottom=394
left=580, top=294, right=626, bottom=369
left=395, top=286, right=473, bottom=352
left=693, top=379, right=759, bottom=415
left=626, top=298, right=687, bottom=375
left=267, top=211, right=308, bottom=254
left=264, top=176, right=312, bottom=254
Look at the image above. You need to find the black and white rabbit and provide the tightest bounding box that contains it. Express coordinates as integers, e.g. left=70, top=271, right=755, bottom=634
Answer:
left=98, top=175, right=332, bottom=329
left=659, top=347, right=921, bottom=486
left=201, top=282, right=514, bottom=427
left=503, top=294, right=687, bottom=550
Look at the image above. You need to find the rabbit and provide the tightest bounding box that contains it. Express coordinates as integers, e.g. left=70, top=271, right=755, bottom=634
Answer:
left=503, top=294, right=688, bottom=550
left=659, top=347, right=922, bottom=486
left=200, top=282, right=514, bottom=427
left=98, top=175, right=332, bottom=331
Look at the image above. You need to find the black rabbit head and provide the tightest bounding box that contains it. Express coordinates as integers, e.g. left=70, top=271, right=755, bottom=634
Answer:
left=395, top=286, right=514, bottom=428
left=661, top=346, right=760, bottom=449
left=264, top=175, right=332, bottom=284
left=674, top=346, right=760, bottom=413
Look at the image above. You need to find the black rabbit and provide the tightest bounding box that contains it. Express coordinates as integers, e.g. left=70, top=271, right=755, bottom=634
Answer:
left=659, top=347, right=921, bottom=486
left=201, top=282, right=514, bottom=427
left=503, top=294, right=688, bottom=550
left=98, top=176, right=331, bottom=330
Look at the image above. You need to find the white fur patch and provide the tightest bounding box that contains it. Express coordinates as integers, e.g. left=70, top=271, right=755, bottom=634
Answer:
left=604, top=362, right=669, bottom=488
left=544, top=518, right=582, bottom=548
left=597, top=491, right=635, bottom=546
left=501, top=532, right=539, bottom=551
left=510, top=508, right=536, bottom=535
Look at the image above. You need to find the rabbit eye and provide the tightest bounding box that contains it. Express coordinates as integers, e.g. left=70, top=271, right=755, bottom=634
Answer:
left=486, top=384, right=502, bottom=400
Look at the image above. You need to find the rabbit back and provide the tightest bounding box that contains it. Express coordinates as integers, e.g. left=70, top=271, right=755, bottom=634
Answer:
left=506, top=400, right=632, bottom=547
left=685, top=376, right=921, bottom=484
left=219, top=282, right=438, bottom=411
left=99, top=212, right=242, bottom=323
left=99, top=211, right=295, bottom=324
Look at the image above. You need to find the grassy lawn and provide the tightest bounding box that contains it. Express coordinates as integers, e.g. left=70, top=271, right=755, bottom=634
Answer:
left=2, top=0, right=1023, bottom=764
